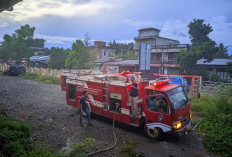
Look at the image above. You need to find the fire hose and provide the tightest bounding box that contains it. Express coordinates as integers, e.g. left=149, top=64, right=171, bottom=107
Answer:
left=86, top=103, right=119, bottom=156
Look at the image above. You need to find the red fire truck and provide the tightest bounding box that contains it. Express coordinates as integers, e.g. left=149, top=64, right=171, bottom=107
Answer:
left=65, top=73, right=199, bottom=140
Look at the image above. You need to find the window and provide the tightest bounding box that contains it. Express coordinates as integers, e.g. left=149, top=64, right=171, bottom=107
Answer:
left=68, top=85, right=76, bottom=100
left=146, top=90, right=162, bottom=95
left=146, top=95, right=169, bottom=113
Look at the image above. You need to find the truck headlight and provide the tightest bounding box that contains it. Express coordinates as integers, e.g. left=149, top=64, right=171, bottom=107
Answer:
left=172, top=121, right=182, bottom=130
left=190, top=112, right=192, bottom=119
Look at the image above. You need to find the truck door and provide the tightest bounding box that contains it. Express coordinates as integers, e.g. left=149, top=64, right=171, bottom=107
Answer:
left=143, top=94, right=171, bottom=135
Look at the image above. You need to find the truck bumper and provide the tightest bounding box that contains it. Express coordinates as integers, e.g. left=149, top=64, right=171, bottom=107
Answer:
left=172, top=120, right=200, bottom=135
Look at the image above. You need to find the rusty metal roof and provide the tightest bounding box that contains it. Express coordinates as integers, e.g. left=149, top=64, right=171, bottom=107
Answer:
left=197, top=59, right=232, bottom=66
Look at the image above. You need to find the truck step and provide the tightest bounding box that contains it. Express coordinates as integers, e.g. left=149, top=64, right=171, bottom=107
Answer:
left=129, top=123, right=140, bottom=127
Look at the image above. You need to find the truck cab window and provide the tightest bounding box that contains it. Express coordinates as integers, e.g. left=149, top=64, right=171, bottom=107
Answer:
left=146, top=90, right=162, bottom=95
left=146, top=96, right=169, bottom=114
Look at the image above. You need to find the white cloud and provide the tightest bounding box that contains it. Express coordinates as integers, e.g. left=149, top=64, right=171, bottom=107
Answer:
left=116, top=39, right=134, bottom=44
left=160, top=20, right=190, bottom=44
left=35, top=33, right=77, bottom=44
left=123, top=19, right=158, bottom=28
left=207, top=16, right=232, bottom=46
left=123, top=19, right=190, bottom=44
left=0, top=0, right=113, bottom=21
left=0, top=22, right=8, bottom=28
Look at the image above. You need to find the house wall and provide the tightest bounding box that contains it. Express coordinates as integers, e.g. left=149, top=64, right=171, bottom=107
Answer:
left=139, top=30, right=160, bottom=37
left=156, top=37, right=180, bottom=45
left=101, top=48, right=115, bottom=57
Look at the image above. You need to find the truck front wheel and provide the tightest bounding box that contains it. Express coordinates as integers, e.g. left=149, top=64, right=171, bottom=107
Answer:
left=144, top=126, right=163, bottom=140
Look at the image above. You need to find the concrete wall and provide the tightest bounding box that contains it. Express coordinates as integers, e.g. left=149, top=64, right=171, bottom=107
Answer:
left=101, top=48, right=115, bottom=57
left=139, top=30, right=160, bottom=37
left=156, top=37, right=180, bottom=45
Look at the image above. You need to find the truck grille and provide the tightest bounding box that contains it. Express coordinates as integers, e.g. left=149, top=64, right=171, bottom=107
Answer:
left=181, top=114, right=190, bottom=126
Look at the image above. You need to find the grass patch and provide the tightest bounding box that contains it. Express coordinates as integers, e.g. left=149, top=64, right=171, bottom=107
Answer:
left=120, top=139, right=140, bottom=157
left=191, top=86, right=232, bottom=157
left=22, top=146, right=65, bottom=157
left=0, top=116, right=94, bottom=157
left=19, top=73, right=61, bottom=85
left=69, top=138, right=96, bottom=157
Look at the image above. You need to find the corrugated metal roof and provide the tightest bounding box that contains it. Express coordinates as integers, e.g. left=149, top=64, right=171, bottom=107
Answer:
left=197, top=59, right=232, bottom=66
left=138, top=27, right=160, bottom=32
left=105, top=60, right=139, bottom=66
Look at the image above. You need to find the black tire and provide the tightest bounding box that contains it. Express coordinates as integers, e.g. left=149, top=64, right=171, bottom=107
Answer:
left=144, top=125, right=163, bottom=140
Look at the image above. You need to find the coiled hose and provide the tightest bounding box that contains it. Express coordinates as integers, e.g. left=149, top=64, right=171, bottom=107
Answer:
left=86, top=103, right=119, bottom=156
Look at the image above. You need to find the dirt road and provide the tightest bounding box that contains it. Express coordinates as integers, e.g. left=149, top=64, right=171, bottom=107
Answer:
left=0, top=76, right=217, bottom=157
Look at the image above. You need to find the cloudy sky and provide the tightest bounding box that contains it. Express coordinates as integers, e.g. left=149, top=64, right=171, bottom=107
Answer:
left=0, top=0, right=232, bottom=54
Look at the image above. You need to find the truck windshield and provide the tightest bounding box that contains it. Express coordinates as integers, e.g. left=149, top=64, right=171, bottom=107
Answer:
left=167, top=86, right=188, bottom=110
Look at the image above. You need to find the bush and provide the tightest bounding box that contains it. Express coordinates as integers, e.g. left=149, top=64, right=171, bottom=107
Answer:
left=192, top=86, right=232, bottom=157
left=210, top=74, right=220, bottom=82
left=0, top=117, right=32, bottom=157
left=20, top=73, right=61, bottom=85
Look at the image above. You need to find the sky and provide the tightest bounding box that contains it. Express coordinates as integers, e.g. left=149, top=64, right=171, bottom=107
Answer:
left=0, top=0, right=232, bottom=54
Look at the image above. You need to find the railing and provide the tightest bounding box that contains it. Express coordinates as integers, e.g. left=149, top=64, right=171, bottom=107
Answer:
left=153, top=44, right=191, bottom=49
left=201, top=81, right=232, bottom=93
left=150, top=59, right=178, bottom=64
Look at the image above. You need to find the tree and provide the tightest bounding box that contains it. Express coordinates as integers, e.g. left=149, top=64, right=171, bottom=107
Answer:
left=0, top=24, right=45, bottom=63
left=119, top=51, right=136, bottom=60
left=65, top=40, right=96, bottom=69
left=214, top=43, right=229, bottom=58
left=176, top=19, right=218, bottom=77
left=110, top=40, right=134, bottom=56
left=188, top=19, right=213, bottom=46
left=48, top=47, right=67, bottom=69
left=83, top=32, right=91, bottom=47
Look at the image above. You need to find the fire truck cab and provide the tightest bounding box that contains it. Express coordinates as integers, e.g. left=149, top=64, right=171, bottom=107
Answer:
left=65, top=74, right=199, bottom=140
left=143, top=80, right=199, bottom=139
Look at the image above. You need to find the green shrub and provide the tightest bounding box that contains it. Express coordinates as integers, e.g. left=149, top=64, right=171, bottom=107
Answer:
left=192, top=86, right=232, bottom=157
left=210, top=74, right=220, bottom=82
left=0, top=117, right=32, bottom=157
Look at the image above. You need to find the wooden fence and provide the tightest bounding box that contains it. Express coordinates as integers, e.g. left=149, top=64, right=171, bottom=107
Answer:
left=0, top=63, right=62, bottom=78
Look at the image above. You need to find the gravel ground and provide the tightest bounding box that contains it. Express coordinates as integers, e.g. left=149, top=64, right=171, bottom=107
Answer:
left=0, top=76, right=218, bottom=157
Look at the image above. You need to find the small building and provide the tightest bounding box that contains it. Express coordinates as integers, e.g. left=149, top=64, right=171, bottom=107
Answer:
left=104, top=60, right=139, bottom=73
left=95, top=56, right=122, bottom=71
left=94, top=41, right=115, bottom=58
left=197, top=59, right=232, bottom=81
left=134, top=27, right=190, bottom=79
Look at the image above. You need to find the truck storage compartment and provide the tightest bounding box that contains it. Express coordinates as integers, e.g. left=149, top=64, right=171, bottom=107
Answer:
left=109, top=93, right=121, bottom=113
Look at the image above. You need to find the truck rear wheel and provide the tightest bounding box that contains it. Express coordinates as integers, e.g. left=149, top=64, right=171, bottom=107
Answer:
left=144, top=126, right=163, bottom=140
